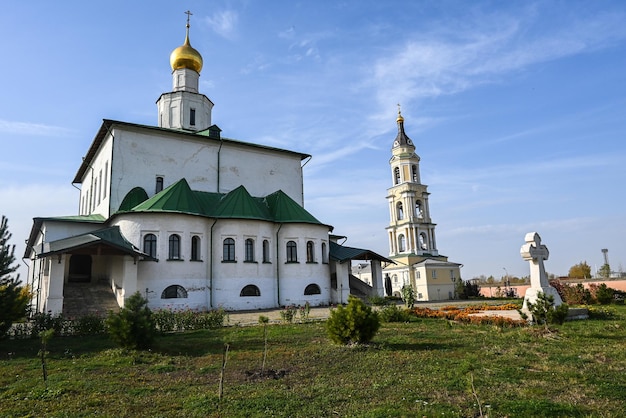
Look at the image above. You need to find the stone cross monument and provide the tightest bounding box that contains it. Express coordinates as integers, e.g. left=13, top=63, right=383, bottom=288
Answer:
left=520, top=232, right=562, bottom=314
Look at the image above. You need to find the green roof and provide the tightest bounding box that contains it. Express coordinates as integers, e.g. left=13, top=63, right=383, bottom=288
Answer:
left=36, top=214, right=106, bottom=223
left=131, top=179, right=204, bottom=214
left=36, top=226, right=153, bottom=260
left=329, top=241, right=393, bottom=264
left=123, top=178, right=329, bottom=227
left=264, top=190, right=322, bottom=224
left=118, top=187, right=149, bottom=211
left=213, top=185, right=270, bottom=220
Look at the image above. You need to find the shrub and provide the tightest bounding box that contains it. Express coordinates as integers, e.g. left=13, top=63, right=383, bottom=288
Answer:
left=379, top=304, right=412, bottom=323
left=30, top=312, right=71, bottom=337
left=279, top=305, right=297, bottom=323
left=368, top=295, right=388, bottom=306
left=595, top=284, right=615, bottom=305
left=326, top=296, right=380, bottom=345
left=153, top=308, right=226, bottom=333
left=106, top=292, right=155, bottom=349
left=526, top=292, right=568, bottom=326
left=74, top=313, right=106, bottom=336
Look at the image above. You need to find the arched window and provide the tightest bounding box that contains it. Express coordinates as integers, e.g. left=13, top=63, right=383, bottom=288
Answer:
left=245, top=238, right=255, bottom=262
left=396, top=202, right=404, bottom=220
left=155, top=176, right=164, bottom=193
left=143, top=234, right=157, bottom=259
left=321, top=242, right=328, bottom=264
left=262, top=239, right=270, bottom=263
left=161, top=285, right=188, bottom=299
left=240, top=284, right=261, bottom=297
left=286, top=240, right=298, bottom=262
left=419, top=233, right=428, bottom=250
left=398, top=234, right=406, bottom=252
left=168, top=234, right=181, bottom=259
left=415, top=201, right=423, bottom=218
left=394, top=167, right=401, bottom=185
left=306, top=241, right=315, bottom=263
left=412, top=165, right=418, bottom=182
left=392, top=274, right=398, bottom=283
left=304, top=283, right=321, bottom=295
left=223, top=238, right=235, bottom=262
left=191, top=235, right=201, bottom=261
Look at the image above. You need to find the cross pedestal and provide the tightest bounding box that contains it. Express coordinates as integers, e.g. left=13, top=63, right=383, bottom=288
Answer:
left=520, top=232, right=562, bottom=314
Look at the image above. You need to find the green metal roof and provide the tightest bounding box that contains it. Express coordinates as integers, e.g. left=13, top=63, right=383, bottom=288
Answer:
left=213, top=185, right=271, bottom=220
left=118, top=187, right=149, bottom=211
left=123, top=178, right=329, bottom=227
left=263, top=190, right=322, bottom=224
left=35, top=226, right=154, bottom=260
left=131, top=179, right=204, bottom=214
left=329, top=241, right=394, bottom=264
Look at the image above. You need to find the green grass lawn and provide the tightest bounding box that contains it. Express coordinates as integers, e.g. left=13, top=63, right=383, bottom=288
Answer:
left=1, top=305, right=625, bottom=417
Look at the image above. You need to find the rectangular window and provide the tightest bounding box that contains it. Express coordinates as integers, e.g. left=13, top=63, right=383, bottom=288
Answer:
left=416, top=271, right=421, bottom=279
left=103, top=162, right=108, bottom=198
left=156, top=176, right=164, bottom=193
left=432, top=270, right=437, bottom=279
left=98, top=170, right=102, bottom=204
left=190, top=108, right=196, bottom=126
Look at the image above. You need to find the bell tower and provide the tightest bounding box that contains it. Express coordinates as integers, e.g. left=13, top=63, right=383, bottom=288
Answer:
left=157, top=11, right=214, bottom=132
left=386, top=107, right=438, bottom=257
left=383, top=106, right=462, bottom=302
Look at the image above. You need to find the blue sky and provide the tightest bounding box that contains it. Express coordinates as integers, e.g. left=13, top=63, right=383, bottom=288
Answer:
left=1, top=1, right=625, bottom=281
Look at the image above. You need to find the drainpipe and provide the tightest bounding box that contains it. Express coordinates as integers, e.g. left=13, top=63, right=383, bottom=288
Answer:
left=275, top=223, right=283, bottom=306
left=216, top=138, right=224, bottom=193
left=209, top=219, right=218, bottom=308
left=300, top=156, right=311, bottom=206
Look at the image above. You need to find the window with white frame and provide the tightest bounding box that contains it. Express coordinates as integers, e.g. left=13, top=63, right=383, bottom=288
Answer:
left=306, top=241, right=315, bottom=263
left=191, top=235, right=201, bottom=261
left=245, top=238, right=255, bottom=262
left=168, top=234, right=181, bottom=260
left=286, top=240, right=298, bottom=262
left=262, top=239, right=270, bottom=263
left=143, top=234, right=157, bottom=259
left=223, top=238, right=235, bottom=262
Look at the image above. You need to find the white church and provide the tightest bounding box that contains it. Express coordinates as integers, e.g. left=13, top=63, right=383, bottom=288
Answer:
left=23, top=17, right=392, bottom=316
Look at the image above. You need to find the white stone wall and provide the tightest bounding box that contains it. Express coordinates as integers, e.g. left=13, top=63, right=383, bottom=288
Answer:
left=93, top=126, right=305, bottom=215
left=113, top=213, right=330, bottom=311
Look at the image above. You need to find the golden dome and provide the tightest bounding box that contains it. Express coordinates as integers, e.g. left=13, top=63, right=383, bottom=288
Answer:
left=170, top=25, right=203, bottom=73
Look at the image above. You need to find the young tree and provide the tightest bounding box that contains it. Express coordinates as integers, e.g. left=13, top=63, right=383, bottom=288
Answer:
left=0, top=216, right=31, bottom=337
left=568, top=261, right=592, bottom=279
left=106, top=292, right=156, bottom=349
left=598, top=263, right=611, bottom=279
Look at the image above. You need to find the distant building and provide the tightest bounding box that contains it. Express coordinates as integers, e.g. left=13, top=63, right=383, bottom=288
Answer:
left=381, top=110, right=463, bottom=301
left=23, top=17, right=390, bottom=316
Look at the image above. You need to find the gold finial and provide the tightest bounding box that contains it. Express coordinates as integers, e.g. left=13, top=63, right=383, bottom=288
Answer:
left=396, top=103, right=404, bottom=122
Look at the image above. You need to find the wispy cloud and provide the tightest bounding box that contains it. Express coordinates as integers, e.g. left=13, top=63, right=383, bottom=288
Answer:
left=0, top=119, right=72, bottom=137
left=367, top=8, right=626, bottom=119
left=205, top=10, right=238, bottom=40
